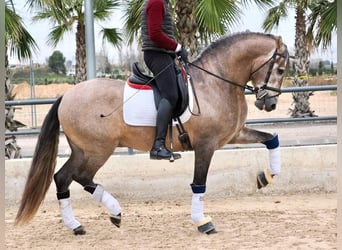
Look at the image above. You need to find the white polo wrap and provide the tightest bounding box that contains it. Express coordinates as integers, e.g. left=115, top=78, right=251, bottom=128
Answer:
left=268, top=146, right=281, bottom=175
left=59, top=198, right=81, bottom=230
left=191, top=193, right=205, bottom=224
left=92, top=184, right=121, bottom=216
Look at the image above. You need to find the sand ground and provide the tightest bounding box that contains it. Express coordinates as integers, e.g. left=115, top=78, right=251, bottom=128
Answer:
left=5, top=193, right=337, bottom=250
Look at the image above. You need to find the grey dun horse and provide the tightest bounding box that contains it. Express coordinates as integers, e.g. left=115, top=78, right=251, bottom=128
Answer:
left=16, top=32, right=289, bottom=235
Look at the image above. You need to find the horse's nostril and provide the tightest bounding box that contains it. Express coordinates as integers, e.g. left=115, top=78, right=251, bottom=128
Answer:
left=271, top=104, right=276, bottom=110
left=254, top=99, right=264, bottom=110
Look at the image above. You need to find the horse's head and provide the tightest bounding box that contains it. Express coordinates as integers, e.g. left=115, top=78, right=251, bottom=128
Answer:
left=250, top=36, right=289, bottom=112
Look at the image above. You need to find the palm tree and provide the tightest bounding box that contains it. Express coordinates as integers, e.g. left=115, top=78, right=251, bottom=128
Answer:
left=174, top=0, right=244, bottom=56
left=5, top=0, right=38, bottom=158
left=262, top=0, right=336, bottom=118
left=307, top=0, right=337, bottom=50
left=123, top=0, right=274, bottom=58
left=26, top=0, right=123, bottom=83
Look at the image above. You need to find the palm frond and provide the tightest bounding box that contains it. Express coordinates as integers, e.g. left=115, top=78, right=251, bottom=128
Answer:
left=122, top=0, right=144, bottom=45
left=308, top=0, right=336, bottom=49
left=94, top=0, right=120, bottom=20
left=195, top=0, right=241, bottom=35
left=5, top=2, right=38, bottom=61
left=47, top=23, right=72, bottom=47
left=100, top=27, right=123, bottom=49
left=240, top=0, right=275, bottom=10
left=25, top=0, right=65, bottom=9
left=262, top=2, right=288, bottom=32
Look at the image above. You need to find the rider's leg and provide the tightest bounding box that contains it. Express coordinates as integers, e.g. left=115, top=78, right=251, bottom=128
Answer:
left=150, top=98, right=180, bottom=159
left=144, top=51, right=181, bottom=160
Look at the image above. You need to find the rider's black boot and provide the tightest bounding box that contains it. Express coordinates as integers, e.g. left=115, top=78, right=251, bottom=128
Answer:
left=150, top=98, right=181, bottom=160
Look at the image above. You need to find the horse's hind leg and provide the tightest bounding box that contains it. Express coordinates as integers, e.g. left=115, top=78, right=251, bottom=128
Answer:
left=53, top=151, right=85, bottom=235
left=81, top=183, right=122, bottom=229
left=230, top=126, right=281, bottom=188
left=54, top=142, right=121, bottom=235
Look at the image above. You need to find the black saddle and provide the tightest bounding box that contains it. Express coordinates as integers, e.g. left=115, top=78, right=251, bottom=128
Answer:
left=129, top=62, right=153, bottom=84
left=128, top=62, right=189, bottom=119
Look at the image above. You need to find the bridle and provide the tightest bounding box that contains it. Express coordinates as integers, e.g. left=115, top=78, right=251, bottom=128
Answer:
left=187, top=47, right=288, bottom=98
left=250, top=49, right=288, bottom=99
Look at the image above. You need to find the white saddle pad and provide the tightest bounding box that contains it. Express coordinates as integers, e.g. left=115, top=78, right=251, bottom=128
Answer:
left=123, top=81, right=193, bottom=126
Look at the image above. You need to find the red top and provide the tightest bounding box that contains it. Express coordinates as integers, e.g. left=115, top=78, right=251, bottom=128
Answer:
left=146, top=0, right=178, bottom=51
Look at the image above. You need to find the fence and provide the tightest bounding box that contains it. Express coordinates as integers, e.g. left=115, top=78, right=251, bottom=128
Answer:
left=5, top=84, right=337, bottom=136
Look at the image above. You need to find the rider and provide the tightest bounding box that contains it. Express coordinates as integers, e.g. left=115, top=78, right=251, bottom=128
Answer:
left=141, top=0, right=189, bottom=160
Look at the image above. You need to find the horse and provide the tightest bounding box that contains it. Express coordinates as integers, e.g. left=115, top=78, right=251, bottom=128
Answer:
left=15, top=32, right=289, bottom=235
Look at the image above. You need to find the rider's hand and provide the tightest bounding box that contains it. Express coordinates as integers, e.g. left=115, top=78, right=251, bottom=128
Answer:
left=177, top=47, right=189, bottom=62
left=176, top=44, right=189, bottom=62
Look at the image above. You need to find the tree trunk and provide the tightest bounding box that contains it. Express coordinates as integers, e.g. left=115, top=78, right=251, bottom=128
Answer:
left=75, top=21, right=87, bottom=84
left=175, top=0, right=198, bottom=58
left=290, top=4, right=315, bottom=117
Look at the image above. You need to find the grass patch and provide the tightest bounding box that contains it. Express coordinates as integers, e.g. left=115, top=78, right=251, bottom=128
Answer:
left=11, top=66, right=75, bottom=85
left=283, top=75, right=337, bottom=88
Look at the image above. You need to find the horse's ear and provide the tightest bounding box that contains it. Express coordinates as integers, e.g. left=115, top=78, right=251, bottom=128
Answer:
left=276, top=36, right=285, bottom=52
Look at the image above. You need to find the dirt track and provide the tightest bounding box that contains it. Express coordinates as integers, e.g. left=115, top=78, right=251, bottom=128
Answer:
left=5, top=193, right=336, bottom=249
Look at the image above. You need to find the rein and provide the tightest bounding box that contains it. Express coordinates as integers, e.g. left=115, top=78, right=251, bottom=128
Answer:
left=187, top=61, right=255, bottom=93
left=100, top=47, right=286, bottom=118
left=187, top=49, right=285, bottom=96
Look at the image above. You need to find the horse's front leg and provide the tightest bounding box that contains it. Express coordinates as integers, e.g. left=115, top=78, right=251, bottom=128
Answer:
left=230, top=126, right=281, bottom=189
left=191, top=146, right=217, bottom=234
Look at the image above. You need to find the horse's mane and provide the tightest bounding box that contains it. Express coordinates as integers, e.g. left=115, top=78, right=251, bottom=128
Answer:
left=194, top=31, right=276, bottom=62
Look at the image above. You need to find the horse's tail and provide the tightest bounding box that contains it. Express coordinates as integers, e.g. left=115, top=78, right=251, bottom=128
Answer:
left=15, top=96, right=63, bottom=225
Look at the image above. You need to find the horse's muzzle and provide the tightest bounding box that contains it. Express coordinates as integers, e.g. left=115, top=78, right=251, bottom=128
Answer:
left=254, top=96, right=277, bottom=112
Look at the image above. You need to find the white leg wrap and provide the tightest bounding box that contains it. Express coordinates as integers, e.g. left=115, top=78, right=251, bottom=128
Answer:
left=59, top=198, right=81, bottom=230
left=268, top=147, right=281, bottom=175
left=92, top=184, right=121, bottom=216
left=191, top=193, right=205, bottom=224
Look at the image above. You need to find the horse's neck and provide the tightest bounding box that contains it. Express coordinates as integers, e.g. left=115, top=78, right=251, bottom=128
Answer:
left=193, top=37, right=275, bottom=86
left=192, top=52, right=251, bottom=87
left=189, top=60, right=246, bottom=101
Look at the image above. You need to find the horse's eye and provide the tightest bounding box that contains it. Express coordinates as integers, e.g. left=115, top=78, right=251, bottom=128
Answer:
left=277, top=68, right=285, bottom=75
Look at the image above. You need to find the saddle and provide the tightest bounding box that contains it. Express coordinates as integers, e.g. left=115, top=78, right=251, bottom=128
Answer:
left=129, top=62, right=189, bottom=118
left=128, top=62, right=192, bottom=150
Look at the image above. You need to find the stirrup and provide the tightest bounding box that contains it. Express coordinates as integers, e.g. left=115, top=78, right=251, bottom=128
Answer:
left=150, top=147, right=181, bottom=161
left=169, top=152, right=181, bottom=162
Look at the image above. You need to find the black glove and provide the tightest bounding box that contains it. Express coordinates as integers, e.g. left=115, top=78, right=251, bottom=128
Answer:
left=177, top=47, right=189, bottom=62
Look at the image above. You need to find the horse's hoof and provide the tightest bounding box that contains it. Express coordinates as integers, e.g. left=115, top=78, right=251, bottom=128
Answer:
left=206, top=228, right=218, bottom=235
left=257, top=171, right=268, bottom=189
left=73, top=225, right=86, bottom=235
left=257, top=169, right=274, bottom=189
left=197, top=217, right=216, bottom=234
left=110, top=213, right=121, bottom=228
